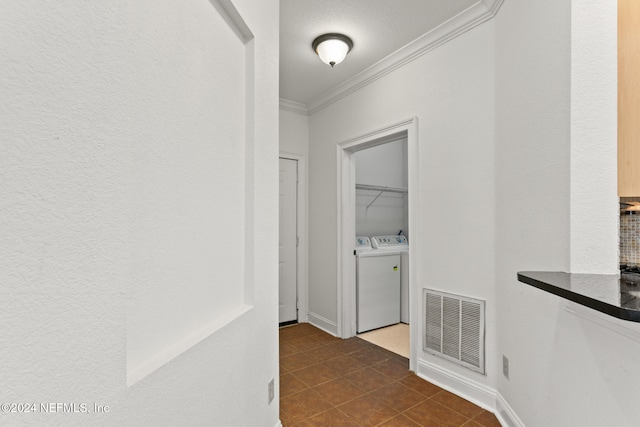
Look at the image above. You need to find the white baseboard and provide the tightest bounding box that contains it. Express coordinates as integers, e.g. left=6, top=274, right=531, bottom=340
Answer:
left=417, top=358, right=496, bottom=412
left=495, top=392, right=525, bottom=427
left=307, top=312, right=338, bottom=336
left=274, top=420, right=283, bottom=427
left=417, top=358, right=526, bottom=427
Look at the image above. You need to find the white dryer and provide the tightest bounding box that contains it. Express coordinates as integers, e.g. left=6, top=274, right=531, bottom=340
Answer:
left=355, top=236, right=400, bottom=333
left=371, top=235, right=410, bottom=324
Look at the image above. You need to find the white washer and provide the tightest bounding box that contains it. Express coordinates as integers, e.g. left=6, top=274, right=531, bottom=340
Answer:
left=355, top=236, right=374, bottom=255
left=355, top=236, right=401, bottom=333
left=371, top=235, right=410, bottom=324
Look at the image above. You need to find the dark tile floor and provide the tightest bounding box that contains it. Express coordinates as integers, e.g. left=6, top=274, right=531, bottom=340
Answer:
left=279, top=323, right=501, bottom=427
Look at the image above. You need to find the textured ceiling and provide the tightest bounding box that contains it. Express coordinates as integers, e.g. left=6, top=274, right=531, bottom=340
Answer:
left=280, top=0, right=478, bottom=106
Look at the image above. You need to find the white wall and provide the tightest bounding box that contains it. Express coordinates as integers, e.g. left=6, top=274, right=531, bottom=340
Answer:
left=308, top=19, right=496, bottom=384
left=126, top=0, right=252, bottom=384
left=306, top=0, right=634, bottom=425
left=494, top=0, right=571, bottom=421
left=354, top=139, right=408, bottom=188
left=0, top=1, right=280, bottom=426
left=570, top=0, right=619, bottom=273
left=354, top=139, right=409, bottom=239
left=280, top=108, right=309, bottom=156
left=355, top=190, right=407, bottom=238
left=495, top=1, right=638, bottom=426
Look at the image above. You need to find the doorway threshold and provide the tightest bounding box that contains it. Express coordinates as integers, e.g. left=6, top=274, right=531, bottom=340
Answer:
left=357, top=323, right=409, bottom=358
left=279, top=320, right=298, bottom=328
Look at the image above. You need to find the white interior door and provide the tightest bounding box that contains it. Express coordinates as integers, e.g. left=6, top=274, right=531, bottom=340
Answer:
left=279, top=158, right=298, bottom=324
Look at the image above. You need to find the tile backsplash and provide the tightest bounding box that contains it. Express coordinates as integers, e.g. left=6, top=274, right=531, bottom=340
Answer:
left=620, top=198, right=640, bottom=269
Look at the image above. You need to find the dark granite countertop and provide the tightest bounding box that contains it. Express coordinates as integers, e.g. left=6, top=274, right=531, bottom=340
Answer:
left=517, top=271, right=640, bottom=322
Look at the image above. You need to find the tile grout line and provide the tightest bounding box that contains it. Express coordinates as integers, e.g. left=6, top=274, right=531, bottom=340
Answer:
left=280, top=324, right=499, bottom=427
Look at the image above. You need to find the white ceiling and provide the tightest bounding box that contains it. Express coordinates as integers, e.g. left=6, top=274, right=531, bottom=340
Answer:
left=279, top=0, right=478, bottom=107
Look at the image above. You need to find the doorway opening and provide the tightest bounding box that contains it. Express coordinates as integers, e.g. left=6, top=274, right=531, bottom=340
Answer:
left=279, top=157, right=298, bottom=326
left=337, top=117, right=419, bottom=372
left=353, top=137, right=409, bottom=358
left=278, top=153, right=308, bottom=327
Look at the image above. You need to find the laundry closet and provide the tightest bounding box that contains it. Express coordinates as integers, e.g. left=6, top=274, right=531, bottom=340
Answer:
left=353, top=137, right=409, bottom=356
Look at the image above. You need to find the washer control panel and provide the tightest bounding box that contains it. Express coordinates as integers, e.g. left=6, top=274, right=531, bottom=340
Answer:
left=355, top=236, right=372, bottom=248
left=371, top=235, right=408, bottom=248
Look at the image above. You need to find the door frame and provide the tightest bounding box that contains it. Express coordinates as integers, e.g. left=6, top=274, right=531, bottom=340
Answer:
left=336, top=117, right=419, bottom=372
left=279, top=152, right=308, bottom=323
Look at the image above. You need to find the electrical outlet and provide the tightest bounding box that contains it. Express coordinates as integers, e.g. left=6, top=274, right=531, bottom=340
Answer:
left=268, top=378, right=275, bottom=404
left=502, top=355, right=509, bottom=379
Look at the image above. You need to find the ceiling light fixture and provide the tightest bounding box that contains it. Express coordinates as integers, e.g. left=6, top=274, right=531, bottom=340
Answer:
left=312, top=33, right=353, bottom=68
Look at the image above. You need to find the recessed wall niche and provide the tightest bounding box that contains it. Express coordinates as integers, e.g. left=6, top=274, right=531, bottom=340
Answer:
left=126, top=0, right=255, bottom=386
left=620, top=198, right=640, bottom=270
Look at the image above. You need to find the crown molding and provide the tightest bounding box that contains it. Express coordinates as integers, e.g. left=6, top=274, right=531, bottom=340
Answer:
left=306, top=0, right=504, bottom=115
left=279, top=98, right=309, bottom=115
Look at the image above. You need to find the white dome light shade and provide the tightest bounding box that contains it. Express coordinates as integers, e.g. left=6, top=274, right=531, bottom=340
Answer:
left=315, top=39, right=349, bottom=67
left=312, top=33, right=353, bottom=68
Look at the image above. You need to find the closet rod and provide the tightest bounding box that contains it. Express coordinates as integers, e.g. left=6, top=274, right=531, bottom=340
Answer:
left=356, top=184, right=408, bottom=211
left=355, top=184, right=408, bottom=194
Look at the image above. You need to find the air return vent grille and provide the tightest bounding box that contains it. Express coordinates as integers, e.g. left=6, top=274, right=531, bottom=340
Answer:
left=423, top=289, right=485, bottom=374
